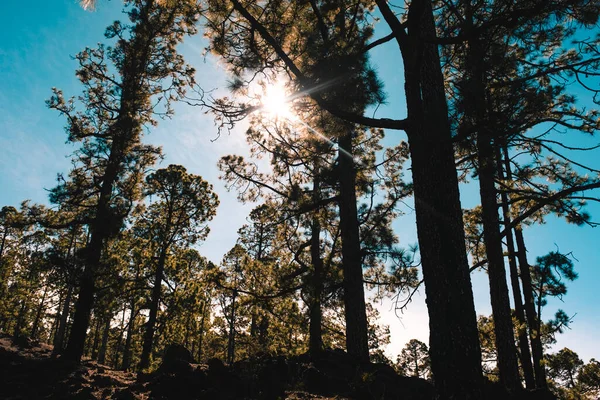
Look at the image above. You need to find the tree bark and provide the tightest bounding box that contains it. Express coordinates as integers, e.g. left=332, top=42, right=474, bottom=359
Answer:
left=197, top=300, right=206, bottom=362
left=30, top=283, right=49, bottom=339
left=387, top=0, right=484, bottom=396
left=65, top=265, right=97, bottom=362
left=50, top=290, right=64, bottom=346
left=63, top=1, right=156, bottom=362
left=122, top=298, right=136, bottom=371
left=498, top=146, right=535, bottom=389
left=90, top=317, right=102, bottom=360
left=139, top=248, right=167, bottom=370
left=113, top=305, right=127, bottom=369
left=460, top=8, right=520, bottom=389
left=98, top=315, right=111, bottom=364
left=13, top=300, right=28, bottom=339
left=503, top=146, right=548, bottom=390
left=227, top=286, right=237, bottom=365
left=477, top=134, right=521, bottom=392
left=337, top=131, right=369, bottom=362
left=53, top=284, right=73, bottom=355
left=309, top=172, right=324, bottom=356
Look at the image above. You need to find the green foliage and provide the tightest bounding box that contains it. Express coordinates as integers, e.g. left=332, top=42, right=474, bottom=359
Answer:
left=546, top=348, right=600, bottom=399
left=137, top=164, right=219, bottom=248
left=395, top=339, right=431, bottom=380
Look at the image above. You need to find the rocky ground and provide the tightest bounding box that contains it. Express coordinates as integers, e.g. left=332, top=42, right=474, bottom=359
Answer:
left=0, top=334, right=551, bottom=399
left=0, top=335, right=435, bottom=400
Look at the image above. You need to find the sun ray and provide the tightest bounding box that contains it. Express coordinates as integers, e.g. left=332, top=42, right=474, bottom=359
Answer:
left=259, top=80, right=359, bottom=165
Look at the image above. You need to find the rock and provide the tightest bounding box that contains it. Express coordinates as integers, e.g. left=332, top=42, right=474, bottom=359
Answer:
left=207, top=357, right=227, bottom=374
left=163, top=344, right=194, bottom=363
left=158, top=344, right=194, bottom=374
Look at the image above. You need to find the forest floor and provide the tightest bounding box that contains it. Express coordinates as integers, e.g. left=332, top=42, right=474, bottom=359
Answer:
left=0, top=334, right=482, bottom=400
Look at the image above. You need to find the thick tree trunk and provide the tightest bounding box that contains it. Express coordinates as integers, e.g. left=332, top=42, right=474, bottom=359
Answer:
left=64, top=265, right=97, bottom=362
left=139, top=249, right=167, bottom=370
left=391, top=0, right=484, bottom=397
left=497, top=146, right=535, bottom=389
left=337, top=131, right=369, bottom=362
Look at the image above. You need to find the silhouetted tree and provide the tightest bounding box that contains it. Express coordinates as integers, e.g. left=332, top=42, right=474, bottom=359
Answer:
left=396, top=339, right=431, bottom=380
left=136, top=164, right=218, bottom=370
left=47, top=0, right=201, bottom=362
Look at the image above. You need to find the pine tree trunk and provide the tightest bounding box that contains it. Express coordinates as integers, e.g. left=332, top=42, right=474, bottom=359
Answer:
left=113, top=306, right=126, bottom=369
left=392, top=0, right=484, bottom=396
left=514, top=228, right=547, bottom=389
left=258, top=316, right=269, bottom=351
left=30, top=283, right=49, bottom=339
left=197, top=301, right=206, bottom=362
left=184, top=311, right=192, bottom=349
left=91, top=317, right=102, bottom=360
left=227, top=288, right=237, bottom=365
left=13, top=300, right=28, bottom=339
left=49, top=290, right=64, bottom=346
left=0, top=230, right=9, bottom=312
left=53, top=284, right=73, bottom=355
left=0, top=230, right=6, bottom=264
left=337, top=131, right=369, bottom=362
left=122, top=298, right=136, bottom=371
left=309, top=172, right=324, bottom=356
left=62, top=1, right=157, bottom=363
left=139, top=249, right=167, bottom=370
left=461, top=11, right=520, bottom=390
left=98, top=316, right=111, bottom=364
left=498, top=146, right=535, bottom=389
left=477, top=135, right=521, bottom=392
left=503, top=147, right=548, bottom=389
left=65, top=266, right=97, bottom=362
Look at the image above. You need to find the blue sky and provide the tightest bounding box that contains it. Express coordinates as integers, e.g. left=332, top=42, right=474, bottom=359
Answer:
left=0, top=0, right=598, bottom=362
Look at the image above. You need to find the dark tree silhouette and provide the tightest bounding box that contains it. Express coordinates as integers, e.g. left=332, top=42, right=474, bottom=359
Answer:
left=47, top=0, right=202, bottom=362
left=136, top=165, right=218, bottom=370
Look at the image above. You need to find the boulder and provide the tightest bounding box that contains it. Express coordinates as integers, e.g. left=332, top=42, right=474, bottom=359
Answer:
left=158, top=344, right=194, bottom=374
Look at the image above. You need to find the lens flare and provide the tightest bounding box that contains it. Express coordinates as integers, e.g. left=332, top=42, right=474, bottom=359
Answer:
left=261, top=83, right=294, bottom=120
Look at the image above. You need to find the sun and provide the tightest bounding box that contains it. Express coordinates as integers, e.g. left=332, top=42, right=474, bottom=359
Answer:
left=260, top=83, right=295, bottom=120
